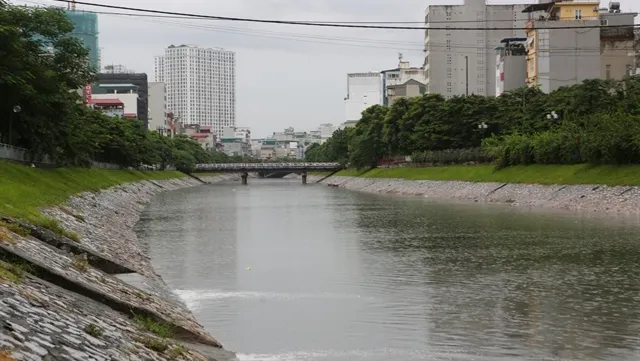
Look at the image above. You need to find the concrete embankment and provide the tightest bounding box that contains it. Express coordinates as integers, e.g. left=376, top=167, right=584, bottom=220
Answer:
left=0, top=174, right=238, bottom=361
left=311, top=175, right=640, bottom=216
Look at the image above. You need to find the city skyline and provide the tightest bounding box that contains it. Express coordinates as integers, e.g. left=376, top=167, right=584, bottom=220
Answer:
left=12, top=0, right=640, bottom=138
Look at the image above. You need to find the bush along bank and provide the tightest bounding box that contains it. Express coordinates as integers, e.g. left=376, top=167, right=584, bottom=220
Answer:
left=0, top=165, right=239, bottom=361
left=309, top=166, right=640, bottom=216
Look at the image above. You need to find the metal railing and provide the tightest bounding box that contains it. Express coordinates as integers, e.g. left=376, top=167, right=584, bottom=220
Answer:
left=195, top=162, right=343, bottom=171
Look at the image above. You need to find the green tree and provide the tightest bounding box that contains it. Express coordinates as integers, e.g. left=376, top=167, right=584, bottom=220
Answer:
left=0, top=4, right=94, bottom=158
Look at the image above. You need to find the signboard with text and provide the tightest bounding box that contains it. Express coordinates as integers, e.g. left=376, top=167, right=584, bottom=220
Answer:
left=84, top=84, right=92, bottom=106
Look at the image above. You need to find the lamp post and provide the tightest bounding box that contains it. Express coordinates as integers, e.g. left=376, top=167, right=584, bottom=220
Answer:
left=9, top=105, right=21, bottom=145
left=464, top=56, right=469, bottom=96
left=478, top=121, right=488, bottom=138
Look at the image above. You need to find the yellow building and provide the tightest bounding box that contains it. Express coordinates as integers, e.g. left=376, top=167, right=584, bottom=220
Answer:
left=549, top=1, right=600, bottom=21
left=523, top=1, right=602, bottom=92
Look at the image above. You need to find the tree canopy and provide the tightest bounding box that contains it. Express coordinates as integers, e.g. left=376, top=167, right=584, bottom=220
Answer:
left=0, top=3, right=235, bottom=173
left=308, top=77, right=640, bottom=168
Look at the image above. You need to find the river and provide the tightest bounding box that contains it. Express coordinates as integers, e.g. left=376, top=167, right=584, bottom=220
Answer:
left=137, top=178, right=640, bottom=361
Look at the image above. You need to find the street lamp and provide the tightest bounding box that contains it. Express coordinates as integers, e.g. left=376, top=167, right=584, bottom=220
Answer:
left=478, top=122, right=488, bottom=138
left=9, top=105, right=21, bottom=145
left=546, top=111, right=559, bottom=121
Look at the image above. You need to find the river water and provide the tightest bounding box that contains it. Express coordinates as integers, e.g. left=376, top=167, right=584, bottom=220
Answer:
left=137, top=179, right=640, bottom=361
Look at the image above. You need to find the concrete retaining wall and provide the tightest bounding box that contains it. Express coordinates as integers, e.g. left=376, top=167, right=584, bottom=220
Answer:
left=312, top=175, right=640, bottom=216
left=0, top=174, right=238, bottom=361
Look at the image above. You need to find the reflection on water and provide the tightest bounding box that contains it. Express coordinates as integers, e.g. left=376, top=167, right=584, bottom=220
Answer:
left=138, top=179, right=640, bottom=361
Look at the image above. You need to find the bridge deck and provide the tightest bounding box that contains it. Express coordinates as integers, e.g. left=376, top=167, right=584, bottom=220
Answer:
left=195, top=162, right=343, bottom=172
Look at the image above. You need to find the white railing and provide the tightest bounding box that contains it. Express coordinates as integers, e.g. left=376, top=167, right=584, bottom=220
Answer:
left=0, top=142, right=53, bottom=164
left=195, top=162, right=342, bottom=171
left=0, top=143, right=28, bottom=162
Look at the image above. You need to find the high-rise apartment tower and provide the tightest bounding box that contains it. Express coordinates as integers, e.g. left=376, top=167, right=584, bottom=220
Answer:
left=155, top=44, right=236, bottom=136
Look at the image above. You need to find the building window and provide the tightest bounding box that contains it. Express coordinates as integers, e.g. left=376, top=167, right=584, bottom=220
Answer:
left=601, top=19, right=608, bottom=26
left=606, top=64, right=611, bottom=79
left=575, top=9, right=582, bottom=20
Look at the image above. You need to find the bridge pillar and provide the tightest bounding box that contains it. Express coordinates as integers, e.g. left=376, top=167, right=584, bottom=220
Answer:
left=301, top=171, right=307, bottom=185
left=241, top=172, right=248, bottom=185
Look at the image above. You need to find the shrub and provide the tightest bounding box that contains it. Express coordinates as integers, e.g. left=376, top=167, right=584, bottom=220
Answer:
left=411, top=147, right=493, bottom=165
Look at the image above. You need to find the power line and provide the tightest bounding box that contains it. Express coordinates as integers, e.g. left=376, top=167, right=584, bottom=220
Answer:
left=24, top=0, right=574, bottom=25
left=111, top=15, right=640, bottom=56
left=21, top=0, right=640, bottom=57
left=48, top=0, right=640, bottom=31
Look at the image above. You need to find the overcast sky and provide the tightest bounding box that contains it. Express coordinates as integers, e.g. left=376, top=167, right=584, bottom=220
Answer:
left=14, top=0, right=640, bottom=137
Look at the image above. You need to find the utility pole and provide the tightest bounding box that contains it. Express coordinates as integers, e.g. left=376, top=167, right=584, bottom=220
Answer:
left=68, top=0, right=76, bottom=11
left=464, top=56, right=469, bottom=96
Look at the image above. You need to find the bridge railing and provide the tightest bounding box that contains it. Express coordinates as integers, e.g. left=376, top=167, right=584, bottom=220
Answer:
left=195, top=162, right=342, bottom=171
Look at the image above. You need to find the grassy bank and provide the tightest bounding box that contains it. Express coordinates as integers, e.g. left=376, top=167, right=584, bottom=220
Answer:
left=192, top=172, right=220, bottom=177
left=335, top=165, right=640, bottom=186
left=0, top=161, right=186, bottom=235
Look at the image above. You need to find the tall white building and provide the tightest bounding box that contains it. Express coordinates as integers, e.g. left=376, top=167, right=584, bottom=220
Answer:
left=344, top=72, right=382, bottom=123
left=424, top=0, right=529, bottom=98
left=155, top=44, right=236, bottom=136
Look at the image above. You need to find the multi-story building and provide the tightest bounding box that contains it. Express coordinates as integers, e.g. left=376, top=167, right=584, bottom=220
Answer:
left=65, top=10, right=100, bottom=70
left=250, top=139, right=264, bottom=158
left=96, top=73, right=149, bottom=126
left=344, top=72, right=381, bottom=123
left=148, top=82, right=167, bottom=132
left=424, top=0, right=529, bottom=98
left=317, top=123, right=335, bottom=139
left=155, top=44, right=236, bottom=136
left=524, top=1, right=601, bottom=93
left=92, top=99, right=126, bottom=118
left=495, top=38, right=527, bottom=95
left=102, top=64, right=135, bottom=74
left=180, top=124, right=216, bottom=150
left=382, top=55, right=427, bottom=105
left=600, top=3, right=637, bottom=80
left=91, top=83, right=139, bottom=119
left=221, top=126, right=250, bottom=157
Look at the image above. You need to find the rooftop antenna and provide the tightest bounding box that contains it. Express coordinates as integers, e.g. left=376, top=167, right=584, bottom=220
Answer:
left=398, top=52, right=404, bottom=62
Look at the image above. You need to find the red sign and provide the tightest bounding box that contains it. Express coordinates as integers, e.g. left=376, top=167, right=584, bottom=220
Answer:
left=84, top=84, right=92, bottom=106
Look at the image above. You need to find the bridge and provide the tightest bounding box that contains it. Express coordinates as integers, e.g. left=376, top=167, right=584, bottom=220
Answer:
left=194, top=162, right=343, bottom=184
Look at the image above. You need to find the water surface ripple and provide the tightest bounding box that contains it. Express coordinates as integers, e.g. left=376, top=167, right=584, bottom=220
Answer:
left=137, top=179, right=640, bottom=361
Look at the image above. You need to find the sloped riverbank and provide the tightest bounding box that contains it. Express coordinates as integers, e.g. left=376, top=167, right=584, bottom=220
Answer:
left=0, top=174, right=238, bottom=361
left=311, top=175, right=640, bottom=216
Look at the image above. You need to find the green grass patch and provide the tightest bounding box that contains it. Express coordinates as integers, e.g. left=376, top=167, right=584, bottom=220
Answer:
left=0, top=221, right=28, bottom=237
left=133, top=314, right=173, bottom=338
left=167, top=345, right=187, bottom=359
left=0, top=161, right=185, bottom=235
left=84, top=323, right=104, bottom=337
left=335, top=169, right=371, bottom=177
left=134, top=336, right=169, bottom=353
left=0, top=260, right=32, bottom=284
left=339, top=164, right=640, bottom=186
left=0, top=263, right=20, bottom=284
